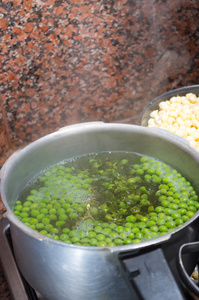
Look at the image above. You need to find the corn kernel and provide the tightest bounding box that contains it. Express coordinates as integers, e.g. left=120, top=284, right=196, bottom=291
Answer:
left=147, top=92, right=199, bottom=152
left=186, top=93, right=198, bottom=103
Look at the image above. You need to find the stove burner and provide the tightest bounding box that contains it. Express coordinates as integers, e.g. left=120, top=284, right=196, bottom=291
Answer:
left=0, top=216, right=46, bottom=300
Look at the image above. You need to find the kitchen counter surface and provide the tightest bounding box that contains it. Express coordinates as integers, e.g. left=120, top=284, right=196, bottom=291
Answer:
left=1, top=0, right=199, bottom=298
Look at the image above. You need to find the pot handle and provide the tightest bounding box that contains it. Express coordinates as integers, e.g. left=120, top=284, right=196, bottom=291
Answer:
left=177, top=241, right=199, bottom=298
left=120, top=248, right=186, bottom=300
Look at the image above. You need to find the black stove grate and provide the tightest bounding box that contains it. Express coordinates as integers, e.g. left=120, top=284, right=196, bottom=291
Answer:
left=0, top=216, right=46, bottom=300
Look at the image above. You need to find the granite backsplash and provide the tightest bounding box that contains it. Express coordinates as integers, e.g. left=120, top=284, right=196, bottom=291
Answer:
left=0, top=0, right=199, bottom=298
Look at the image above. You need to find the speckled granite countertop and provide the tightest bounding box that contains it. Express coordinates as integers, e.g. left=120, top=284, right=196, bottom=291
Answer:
left=1, top=0, right=199, bottom=298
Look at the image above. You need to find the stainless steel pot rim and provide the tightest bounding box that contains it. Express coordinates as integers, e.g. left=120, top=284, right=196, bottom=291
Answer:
left=1, top=122, right=199, bottom=252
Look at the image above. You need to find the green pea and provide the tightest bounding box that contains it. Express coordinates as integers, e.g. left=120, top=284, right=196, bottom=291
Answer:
left=36, top=223, right=45, bottom=230
left=136, top=168, right=144, bottom=175
left=173, top=193, right=180, bottom=199
left=126, top=215, right=136, bottom=223
left=42, top=217, right=50, bottom=225
left=148, top=206, right=154, bottom=212
left=124, top=238, right=133, bottom=245
left=15, top=204, right=23, bottom=211
left=178, top=208, right=186, bottom=215
left=45, top=224, right=53, bottom=231
left=152, top=175, right=161, bottom=183
left=96, top=234, right=105, bottom=241
left=175, top=219, right=184, bottom=226
left=20, top=212, right=29, bottom=218
left=150, top=226, right=158, bottom=232
left=71, top=236, right=80, bottom=243
left=120, top=232, right=127, bottom=239
left=107, top=242, right=115, bottom=247
left=57, top=208, right=65, bottom=215
left=188, top=206, right=196, bottom=212
left=26, top=195, right=34, bottom=201
left=159, top=225, right=168, bottom=232
left=62, top=203, right=70, bottom=210
left=14, top=211, right=20, bottom=216
left=132, top=239, right=141, bottom=244
left=114, top=238, right=123, bottom=245
left=125, top=222, right=134, bottom=228
left=135, top=214, right=142, bottom=220
left=81, top=237, right=90, bottom=244
left=165, top=215, right=173, bottom=221
left=49, top=208, right=57, bottom=215
left=22, top=218, right=30, bottom=224
left=135, top=232, right=143, bottom=239
left=110, top=231, right=118, bottom=239
left=141, top=228, right=151, bottom=234
left=156, top=218, right=165, bottom=225
left=155, top=206, right=164, bottom=213
left=60, top=234, right=69, bottom=241
left=147, top=220, right=156, bottom=228
left=59, top=214, right=68, bottom=221
left=39, top=202, right=47, bottom=208
left=66, top=208, right=74, bottom=214
left=102, top=228, right=112, bottom=235
left=96, top=241, right=107, bottom=247
left=116, top=226, right=124, bottom=233
left=23, top=201, right=32, bottom=207
left=87, top=231, right=96, bottom=238
left=76, top=207, right=85, bottom=214
left=40, top=230, right=48, bottom=235
left=22, top=207, right=30, bottom=213
left=40, top=208, right=48, bottom=215
left=165, top=221, right=176, bottom=228
left=164, top=208, right=172, bottom=215
left=147, top=168, right=155, bottom=175
left=171, top=212, right=181, bottom=219
left=51, top=235, right=59, bottom=240
left=37, top=213, right=45, bottom=221
left=69, top=213, right=78, bottom=220
left=56, top=221, right=65, bottom=228
left=140, top=156, right=147, bottom=163
left=156, top=170, right=162, bottom=176
left=62, top=228, right=70, bottom=234
left=186, top=211, right=195, bottom=218
left=170, top=186, right=177, bottom=192
left=144, top=233, right=153, bottom=240
left=161, top=200, right=169, bottom=207
left=49, top=214, right=57, bottom=221
left=159, top=195, right=167, bottom=202
left=137, top=222, right=146, bottom=229
left=94, top=226, right=102, bottom=233
left=89, top=238, right=98, bottom=246
left=144, top=174, right=151, bottom=181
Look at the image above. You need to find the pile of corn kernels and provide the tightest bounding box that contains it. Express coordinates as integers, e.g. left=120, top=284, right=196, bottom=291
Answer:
left=147, top=93, right=199, bottom=152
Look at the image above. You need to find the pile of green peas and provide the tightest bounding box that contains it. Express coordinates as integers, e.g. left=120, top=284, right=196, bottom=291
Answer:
left=14, top=152, right=199, bottom=247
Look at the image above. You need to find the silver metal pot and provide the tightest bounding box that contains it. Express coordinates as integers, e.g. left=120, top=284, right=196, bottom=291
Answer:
left=1, top=122, right=199, bottom=300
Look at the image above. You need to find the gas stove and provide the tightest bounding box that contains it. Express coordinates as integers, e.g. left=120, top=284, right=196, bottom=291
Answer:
left=0, top=216, right=46, bottom=300
left=0, top=215, right=198, bottom=300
